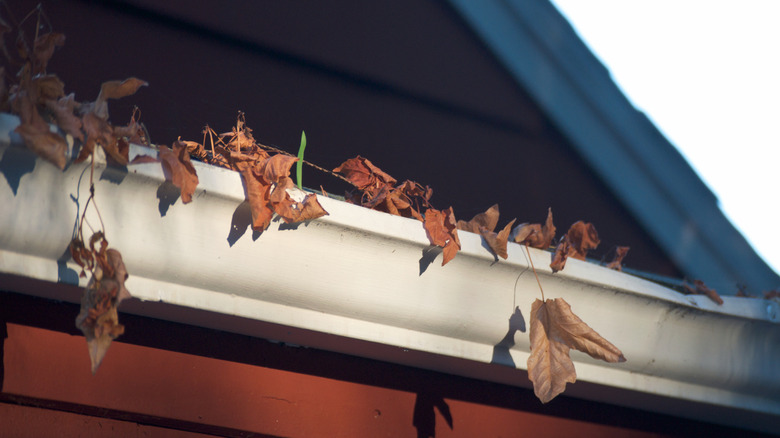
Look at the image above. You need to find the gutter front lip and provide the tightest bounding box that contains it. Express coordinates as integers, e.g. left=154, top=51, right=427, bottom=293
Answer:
left=1, top=113, right=779, bottom=434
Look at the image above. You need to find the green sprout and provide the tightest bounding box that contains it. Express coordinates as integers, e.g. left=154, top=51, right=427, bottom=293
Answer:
left=296, top=130, right=307, bottom=190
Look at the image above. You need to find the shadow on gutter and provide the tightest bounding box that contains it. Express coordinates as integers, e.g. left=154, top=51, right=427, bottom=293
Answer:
left=491, top=306, right=526, bottom=367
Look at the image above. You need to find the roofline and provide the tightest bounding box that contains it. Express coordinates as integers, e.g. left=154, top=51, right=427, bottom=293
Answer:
left=2, top=114, right=779, bottom=434
left=446, top=0, right=780, bottom=293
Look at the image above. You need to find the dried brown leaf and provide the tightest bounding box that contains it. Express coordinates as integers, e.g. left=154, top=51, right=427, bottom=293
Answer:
left=80, top=111, right=126, bottom=164
left=457, top=204, right=499, bottom=234
left=159, top=140, right=199, bottom=203
left=92, top=77, right=148, bottom=119
left=550, top=221, right=600, bottom=273
left=550, top=239, right=570, bottom=273
left=75, top=246, right=131, bottom=373
left=270, top=177, right=329, bottom=223
left=479, top=219, right=516, bottom=260
left=32, top=32, right=65, bottom=74
left=514, top=208, right=556, bottom=249
left=683, top=279, right=724, bottom=305
left=528, top=298, right=626, bottom=403
left=605, top=246, right=630, bottom=271
left=15, top=120, right=68, bottom=169
left=261, top=153, right=298, bottom=184
left=45, top=93, right=83, bottom=141
left=13, top=90, right=67, bottom=169
left=334, top=156, right=397, bottom=191
left=423, top=207, right=460, bottom=265
left=567, top=221, right=600, bottom=260
left=240, top=168, right=274, bottom=231
left=129, top=154, right=159, bottom=165
left=31, top=74, right=65, bottom=102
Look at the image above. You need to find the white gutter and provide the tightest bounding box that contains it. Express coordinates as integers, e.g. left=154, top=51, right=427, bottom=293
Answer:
left=1, top=114, right=778, bottom=434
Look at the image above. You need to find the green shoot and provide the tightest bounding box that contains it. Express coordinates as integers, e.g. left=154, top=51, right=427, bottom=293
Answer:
left=296, top=130, right=307, bottom=189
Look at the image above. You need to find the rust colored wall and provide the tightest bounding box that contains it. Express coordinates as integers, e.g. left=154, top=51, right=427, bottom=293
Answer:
left=2, top=291, right=764, bottom=437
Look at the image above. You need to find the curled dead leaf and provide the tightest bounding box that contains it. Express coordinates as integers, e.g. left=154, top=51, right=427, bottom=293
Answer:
left=45, top=93, right=83, bottom=141
left=527, top=298, right=625, bottom=403
left=31, top=74, right=65, bottom=102
left=159, top=140, right=199, bottom=203
left=605, top=246, right=630, bottom=271
left=32, top=32, right=65, bottom=74
left=75, top=247, right=131, bottom=373
left=457, top=204, right=499, bottom=234
left=550, top=221, right=600, bottom=273
left=479, top=218, right=516, bottom=259
left=12, top=87, right=68, bottom=169
left=514, top=208, right=556, bottom=249
left=270, top=177, right=329, bottom=224
left=92, top=77, right=148, bottom=119
left=79, top=111, right=127, bottom=164
left=261, top=153, right=298, bottom=184
left=15, top=119, right=68, bottom=169
left=682, top=279, right=724, bottom=305
left=240, top=167, right=274, bottom=231
left=334, top=156, right=397, bottom=192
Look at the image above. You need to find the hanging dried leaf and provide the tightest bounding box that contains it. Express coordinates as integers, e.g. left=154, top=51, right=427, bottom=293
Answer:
left=423, top=207, right=461, bottom=265
left=158, top=140, right=199, bottom=203
left=527, top=298, right=626, bottom=403
left=75, top=247, right=131, bottom=373
left=457, top=204, right=499, bottom=234
left=605, top=246, right=630, bottom=271
left=682, top=279, right=724, bottom=305
left=32, top=32, right=65, bottom=74
left=479, top=219, right=516, bottom=259
left=514, top=208, right=556, bottom=249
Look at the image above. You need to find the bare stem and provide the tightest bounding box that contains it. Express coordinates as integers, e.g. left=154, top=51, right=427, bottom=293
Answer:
left=525, top=243, right=545, bottom=301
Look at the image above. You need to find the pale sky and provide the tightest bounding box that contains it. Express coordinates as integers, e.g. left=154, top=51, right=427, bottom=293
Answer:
left=551, top=0, right=780, bottom=277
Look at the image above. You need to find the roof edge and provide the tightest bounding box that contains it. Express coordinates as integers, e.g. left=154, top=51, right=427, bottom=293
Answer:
left=446, top=0, right=780, bottom=293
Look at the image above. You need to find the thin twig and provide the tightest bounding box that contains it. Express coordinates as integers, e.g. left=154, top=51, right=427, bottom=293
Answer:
left=525, top=243, right=545, bottom=301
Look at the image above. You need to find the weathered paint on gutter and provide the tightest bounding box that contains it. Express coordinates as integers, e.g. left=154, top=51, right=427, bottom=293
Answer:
left=1, top=114, right=778, bottom=434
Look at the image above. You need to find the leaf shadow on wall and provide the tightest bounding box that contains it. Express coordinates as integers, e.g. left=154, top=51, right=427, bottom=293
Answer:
left=156, top=181, right=180, bottom=217
left=0, top=145, right=36, bottom=196
left=227, top=201, right=261, bottom=246
left=490, top=306, right=526, bottom=368
left=419, top=246, right=443, bottom=275
left=56, top=246, right=79, bottom=286
left=413, top=391, right=453, bottom=438
left=99, top=165, right=128, bottom=186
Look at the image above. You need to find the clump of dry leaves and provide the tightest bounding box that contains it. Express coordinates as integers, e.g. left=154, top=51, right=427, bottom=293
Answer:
left=157, top=114, right=330, bottom=230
